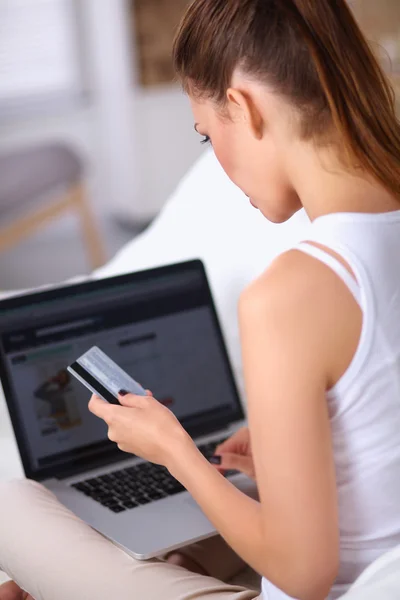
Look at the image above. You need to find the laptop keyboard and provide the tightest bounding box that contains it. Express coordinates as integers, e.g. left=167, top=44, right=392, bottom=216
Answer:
left=71, top=436, right=230, bottom=513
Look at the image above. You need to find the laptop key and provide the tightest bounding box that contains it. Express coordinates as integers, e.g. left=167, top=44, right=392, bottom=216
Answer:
left=147, top=491, right=166, bottom=500
left=122, top=501, right=138, bottom=509
left=109, top=505, right=126, bottom=513
left=93, top=490, right=113, bottom=498
left=99, top=500, right=121, bottom=508
left=72, top=483, right=88, bottom=492
left=167, top=487, right=185, bottom=496
left=125, top=466, right=137, bottom=475
left=101, top=497, right=119, bottom=505
left=98, top=475, right=114, bottom=484
left=132, top=495, right=151, bottom=505
left=165, top=485, right=185, bottom=495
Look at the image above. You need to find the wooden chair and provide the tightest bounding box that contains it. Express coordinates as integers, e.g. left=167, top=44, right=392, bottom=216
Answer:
left=0, top=143, right=106, bottom=269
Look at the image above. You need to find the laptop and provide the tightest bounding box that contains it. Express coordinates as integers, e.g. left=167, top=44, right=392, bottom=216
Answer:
left=0, top=259, right=257, bottom=559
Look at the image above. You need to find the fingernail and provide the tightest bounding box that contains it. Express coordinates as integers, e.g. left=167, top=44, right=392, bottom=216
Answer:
left=119, top=389, right=129, bottom=396
left=209, top=455, right=222, bottom=465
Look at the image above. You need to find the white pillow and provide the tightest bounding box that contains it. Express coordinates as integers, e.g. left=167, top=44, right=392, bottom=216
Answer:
left=95, top=150, right=310, bottom=399
left=341, top=545, right=400, bottom=599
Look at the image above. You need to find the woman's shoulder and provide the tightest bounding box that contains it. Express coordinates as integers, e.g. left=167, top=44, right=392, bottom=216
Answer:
left=239, top=249, right=362, bottom=388
left=240, top=248, right=342, bottom=307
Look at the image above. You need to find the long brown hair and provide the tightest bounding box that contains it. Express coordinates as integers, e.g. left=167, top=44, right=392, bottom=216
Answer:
left=173, top=0, right=400, bottom=198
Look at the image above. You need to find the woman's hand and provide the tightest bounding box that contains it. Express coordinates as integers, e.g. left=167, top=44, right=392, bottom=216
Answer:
left=88, top=391, right=193, bottom=470
left=213, top=427, right=256, bottom=480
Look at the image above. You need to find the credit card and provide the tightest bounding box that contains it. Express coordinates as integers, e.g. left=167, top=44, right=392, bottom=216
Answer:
left=68, top=346, right=147, bottom=402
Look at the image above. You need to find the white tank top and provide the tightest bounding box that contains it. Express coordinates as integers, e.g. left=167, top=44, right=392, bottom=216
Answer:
left=262, top=211, right=400, bottom=600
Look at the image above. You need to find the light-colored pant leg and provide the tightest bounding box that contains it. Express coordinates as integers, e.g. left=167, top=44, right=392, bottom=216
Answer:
left=0, top=479, right=261, bottom=600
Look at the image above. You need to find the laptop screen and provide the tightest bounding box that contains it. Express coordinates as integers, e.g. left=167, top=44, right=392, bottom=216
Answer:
left=0, top=260, right=243, bottom=481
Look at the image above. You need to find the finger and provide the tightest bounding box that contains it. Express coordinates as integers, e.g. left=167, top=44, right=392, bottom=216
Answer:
left=88, top=395, right=113, bottom=421
left=215, top=429, right=244, bottom=454
left=117, top=443, right=131, bottom=453
left=88, top=394, right=106, bottom=408
left=146, top=389, right=153, bottom=396
left=118, top=391, right=148, bottom=408
left=215, top=453, right=254, bottom=479
left=215, top=440, right=234, bottom=454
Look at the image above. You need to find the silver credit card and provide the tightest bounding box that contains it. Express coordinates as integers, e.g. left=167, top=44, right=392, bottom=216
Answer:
left=71, top=346, right=147, bottom=400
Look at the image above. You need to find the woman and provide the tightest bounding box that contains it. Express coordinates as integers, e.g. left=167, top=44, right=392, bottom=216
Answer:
left=2, top=1, right=400, bottom=599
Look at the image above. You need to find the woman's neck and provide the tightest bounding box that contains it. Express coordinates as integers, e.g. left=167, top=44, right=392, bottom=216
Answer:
left=287, top=143, right=400, bottom=222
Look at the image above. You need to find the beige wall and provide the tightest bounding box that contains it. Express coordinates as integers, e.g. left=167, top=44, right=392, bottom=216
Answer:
left=352, top=0, right=400, bottom=37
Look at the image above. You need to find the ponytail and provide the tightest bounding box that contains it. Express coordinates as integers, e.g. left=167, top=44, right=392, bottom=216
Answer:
left=174, top=0, right=400, bottom=198
left=285, top=0, right=400, bottom=196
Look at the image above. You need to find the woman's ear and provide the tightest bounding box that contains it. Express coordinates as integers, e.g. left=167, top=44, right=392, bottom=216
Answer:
left=226, top=87, right=264, bottom=140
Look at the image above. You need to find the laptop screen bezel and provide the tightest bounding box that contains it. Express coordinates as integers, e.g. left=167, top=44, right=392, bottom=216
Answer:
left=0, top=260, right=245, bottom=481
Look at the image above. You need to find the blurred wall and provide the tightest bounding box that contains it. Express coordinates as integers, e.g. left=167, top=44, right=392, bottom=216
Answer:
left=0, top=0, right=204, bottom=223
left=351, top=0, right=400, bottom=98
left=1, top=0, right=398, bottom=224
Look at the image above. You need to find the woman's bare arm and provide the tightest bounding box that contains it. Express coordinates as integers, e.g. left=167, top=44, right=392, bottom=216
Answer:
left=170, top=249, right=361, bottom=600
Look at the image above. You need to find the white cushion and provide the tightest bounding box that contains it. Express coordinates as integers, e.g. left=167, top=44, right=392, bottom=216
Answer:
left=341, top=545, right=400, bottom=599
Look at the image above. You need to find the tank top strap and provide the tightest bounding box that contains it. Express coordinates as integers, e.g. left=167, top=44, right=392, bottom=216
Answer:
left=294, top=242, right=363, bottom=307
